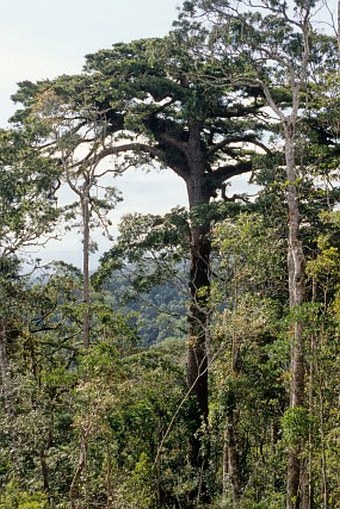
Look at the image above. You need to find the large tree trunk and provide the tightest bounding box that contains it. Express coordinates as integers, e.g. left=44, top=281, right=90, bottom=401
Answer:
left=187, top=219, right=210, bottom=463
left=185, top=143, right=212, bottom=503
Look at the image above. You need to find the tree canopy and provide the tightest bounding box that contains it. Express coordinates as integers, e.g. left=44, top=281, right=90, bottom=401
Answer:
left=0, top=1, right=339, bottom=508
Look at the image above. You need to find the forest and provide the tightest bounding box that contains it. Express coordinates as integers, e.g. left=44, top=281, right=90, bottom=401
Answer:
left=0, top=0, right=339, bottom=508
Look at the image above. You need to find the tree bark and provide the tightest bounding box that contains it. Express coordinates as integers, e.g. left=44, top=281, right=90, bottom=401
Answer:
left=69, top=431, right=88, bottom=509
left=187, top=220, right=210, bottom=438
left=0, top=320, right=11, bottom=412
left=184, top=132, right=212, bottom=504
left=227, top=421, right=241, bottom=506
left=319, top=394, right=329, bottom=509
left=285, top=138, right=306, bottom=509
left=40, top=449, right=51, bottom=504
left=186, top=198, right=211, bottom=504
left=82, top=193, right=91, bottom=349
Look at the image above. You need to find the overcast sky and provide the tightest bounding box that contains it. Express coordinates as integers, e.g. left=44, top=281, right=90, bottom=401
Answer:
left=0, top=0, right=182, bottom=124
left=0, top=0, right=193, bottom=267
left=0, top=0, right=267, bottom=268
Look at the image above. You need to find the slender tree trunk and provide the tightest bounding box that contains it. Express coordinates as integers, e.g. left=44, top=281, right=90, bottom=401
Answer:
left=222, top=420, right=241, bottom=507
left=69, top=430, right=88, bottom=509
left=227, top=415, right=241, bottom=506
left=72, top=184, right=92, bottom=503
left=82, top=193, right=91, bottom=348
left=40, top=450, right=51, bottom=503
left=0, top=320, right=11, bottom=412
left=227, top=328, right=242, bottom=506
left=222, top=424, right=229, bottom=501
left=285, top=138, right=306, bottom=509
left=305, top=346, right=314, bottom=509
left=105, top=440, right=114, bottom=509
left=319, top=394, right=329, bottom=509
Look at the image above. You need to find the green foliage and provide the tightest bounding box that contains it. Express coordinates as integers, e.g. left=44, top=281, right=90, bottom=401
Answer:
left=0, top=129, right=61, bottom=258
left=0, top=1, right=338, bottom=508
left=281, top=407, right=312, bottom=449
left=0, top=483, right=48, bottom=509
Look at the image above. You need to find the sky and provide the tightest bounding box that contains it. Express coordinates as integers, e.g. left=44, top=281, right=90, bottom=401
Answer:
left=0, top=0, right=183, bottom=124
left=0, top=0, right=189, bottom=267
left=0, top=0, right=258, bottom=268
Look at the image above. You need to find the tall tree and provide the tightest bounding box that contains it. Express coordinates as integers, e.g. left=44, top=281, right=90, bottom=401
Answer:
left=177, top=1, right=339, bottom=507
left=11, top=35, right=267, bottom=502
left=13, top=87, right=121, bottom=348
